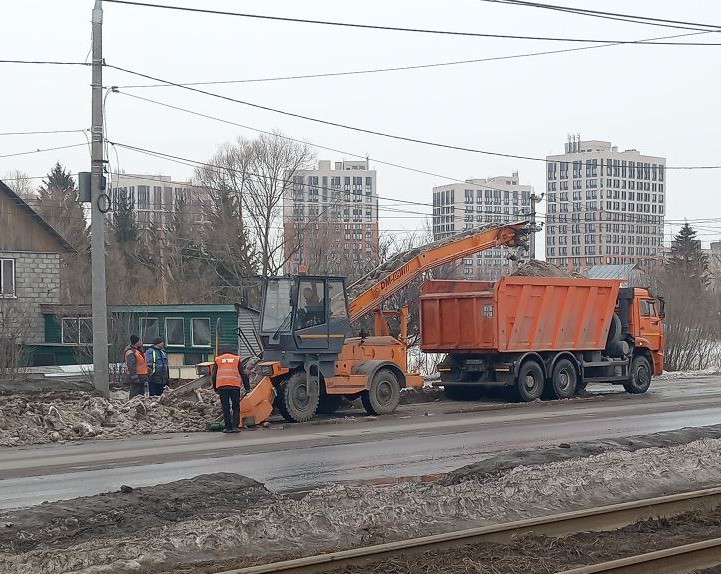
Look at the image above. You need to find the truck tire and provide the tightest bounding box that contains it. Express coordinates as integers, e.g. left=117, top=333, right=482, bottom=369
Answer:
left=277, top=371, right=320, bottom=422
left=361, top=369, right=401, bottom=415
left=515, top=360, right=544, bottom=402
left=545, top=359, right=577, bottom=399
left=444, top=385, right=482, bottom=401
left=317, top=394, right=344, bottom=415
left=623, top=355, right=652, bottom=394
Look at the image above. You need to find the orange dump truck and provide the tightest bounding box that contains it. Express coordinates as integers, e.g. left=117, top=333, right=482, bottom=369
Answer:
left=420, top=276, right=664, bottom=401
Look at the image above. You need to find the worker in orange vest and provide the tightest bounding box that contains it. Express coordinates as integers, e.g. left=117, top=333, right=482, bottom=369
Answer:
left=124, top=334, right=149, bottom=398
left=212, top=346, right=251, bottom=433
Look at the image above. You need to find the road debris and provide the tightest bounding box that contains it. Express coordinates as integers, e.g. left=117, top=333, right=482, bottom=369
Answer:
left=0, top=389, right=221, bottom=447
left=512, top=259, right=580, bottom=277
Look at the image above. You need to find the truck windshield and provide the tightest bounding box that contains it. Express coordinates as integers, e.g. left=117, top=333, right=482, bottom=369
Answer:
left=261, top=279, right=293, bottom=333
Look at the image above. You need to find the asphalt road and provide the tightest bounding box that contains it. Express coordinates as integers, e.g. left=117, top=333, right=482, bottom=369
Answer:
left=1, top=375, right=721, bottom=510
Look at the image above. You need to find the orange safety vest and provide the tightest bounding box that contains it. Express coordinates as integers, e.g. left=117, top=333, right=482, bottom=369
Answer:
left=214, top=353, right=241, bottom=388
left=126, top=346, right=149, bottom=376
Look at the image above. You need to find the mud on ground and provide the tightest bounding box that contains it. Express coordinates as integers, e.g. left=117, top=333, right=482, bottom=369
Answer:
left=329, top=506, right=721, bottom=574
left=0, top=474, right=272, bottom=555
left=443, top=422, right=721, bottom=484
left=5, top=435, right=721, bottom=573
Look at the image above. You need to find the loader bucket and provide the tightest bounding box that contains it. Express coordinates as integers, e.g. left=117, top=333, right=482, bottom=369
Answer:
left=240, top=376, right=275, bottom=427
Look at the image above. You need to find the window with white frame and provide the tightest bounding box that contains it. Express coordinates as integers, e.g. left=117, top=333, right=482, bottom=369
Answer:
left=191, top=318, right=211, bottom=347
left=0, top=259, right=15, bottom=297
left=165, top=318, right=184, bottom=347
left=62, top=317, right=93, bottom=344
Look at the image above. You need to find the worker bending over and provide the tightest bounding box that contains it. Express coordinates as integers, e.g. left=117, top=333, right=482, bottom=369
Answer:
left=212, top=346, right=251, bottom=433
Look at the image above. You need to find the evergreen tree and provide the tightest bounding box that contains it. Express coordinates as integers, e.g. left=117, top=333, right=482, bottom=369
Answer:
left=666, top=223, right=709, bottom=289
left=112, top=187, right=139, bottom=244
left=37, top=163, right=91, bottom=303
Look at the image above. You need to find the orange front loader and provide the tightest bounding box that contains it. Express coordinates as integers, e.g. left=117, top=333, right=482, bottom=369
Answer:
left=239, top=222, right=530, bottom=426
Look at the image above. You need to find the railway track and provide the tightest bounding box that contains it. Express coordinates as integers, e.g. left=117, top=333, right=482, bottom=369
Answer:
left=213, top=486, right=721, bottom=574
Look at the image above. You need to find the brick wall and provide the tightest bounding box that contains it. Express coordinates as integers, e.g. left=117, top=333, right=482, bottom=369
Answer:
left=0, top=251, right=61, bottom=343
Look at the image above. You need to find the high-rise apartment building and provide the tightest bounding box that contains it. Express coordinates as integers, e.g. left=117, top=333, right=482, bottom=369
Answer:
left=283, top=160, right=379, bottom=275
left=109, top=173, right=206, bottom=228
left=432, top=173, right=532, bottom=280
left=545, top=138, right=666, bottom=272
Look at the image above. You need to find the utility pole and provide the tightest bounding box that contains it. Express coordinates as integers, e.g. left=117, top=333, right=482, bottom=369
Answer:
left=529, top=192, right=544, bottom=260
left=90, top=0, right=109, bottom=397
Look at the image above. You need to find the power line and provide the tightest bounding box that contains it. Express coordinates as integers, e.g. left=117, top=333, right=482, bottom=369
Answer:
left=110, top=30, right=714, bottom=89
left=112, top=90, right=536, bottom=196
left=0, top=142, right=89, bottom=160
left=0, top=129, right=88, bottom=137
left=0, top=59, right=89, bottom=66
left=480, top=0, right=721, bottom=33
left=107, top=64, right=721, bottom=170
left=105, top=140, right=690, bottom=230
left=102, top=0, right=721, bottom=45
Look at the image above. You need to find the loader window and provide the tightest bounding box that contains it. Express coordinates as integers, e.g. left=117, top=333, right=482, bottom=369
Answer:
left=297, top=280, right=326, bottom=329
left=328, top=280, right=348, bottom=319
left=261, top=279, right=293, bottom=333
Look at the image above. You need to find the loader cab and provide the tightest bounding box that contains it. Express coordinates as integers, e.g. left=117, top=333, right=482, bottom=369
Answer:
left=259, top=275, right=350, bottom=364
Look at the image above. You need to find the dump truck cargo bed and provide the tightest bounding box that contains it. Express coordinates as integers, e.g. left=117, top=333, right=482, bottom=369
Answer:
left=420, top=276, right=621, bottom=354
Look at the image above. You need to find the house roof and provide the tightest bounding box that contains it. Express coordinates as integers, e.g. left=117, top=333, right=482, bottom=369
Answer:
left=41, top=303, right=259, bottom=315
left=587, top=264, right=638, bottom=280
left=111, top=304, right=252, bottom=314
left=0, top=179, right=75, bottom=253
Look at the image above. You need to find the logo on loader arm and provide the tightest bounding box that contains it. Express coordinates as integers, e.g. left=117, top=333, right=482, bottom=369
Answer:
left=377, top=263, right=411, bottom=294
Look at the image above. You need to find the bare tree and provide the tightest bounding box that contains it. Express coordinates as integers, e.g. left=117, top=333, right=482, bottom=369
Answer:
left=194, top=131, right=315, bottom=278
left=2, top=170, right=36, bottom=201
left=655, top=224, right=721, bottom=371
left=0, top=300, right=32, bottom=380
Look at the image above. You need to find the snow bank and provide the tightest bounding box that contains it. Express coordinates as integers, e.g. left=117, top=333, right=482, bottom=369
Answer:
left=5, top=436, right=721, bottom=573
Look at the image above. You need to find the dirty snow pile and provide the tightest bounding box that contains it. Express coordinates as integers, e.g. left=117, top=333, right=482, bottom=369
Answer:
left=0, top=389, right=220, bottom=447
left=657, top=368, right=721, bottom=380
left=4, top=437, right=721, bottom=574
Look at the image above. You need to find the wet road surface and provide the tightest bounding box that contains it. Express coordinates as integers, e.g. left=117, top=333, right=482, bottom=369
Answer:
left=1, top=375, right=720, bottom=509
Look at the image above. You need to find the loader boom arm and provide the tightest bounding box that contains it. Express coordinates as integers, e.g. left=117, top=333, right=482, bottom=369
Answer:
left=348, top=221, right=529, bottom=322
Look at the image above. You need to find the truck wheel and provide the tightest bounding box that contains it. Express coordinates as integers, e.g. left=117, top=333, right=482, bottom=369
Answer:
left=277, top=371, right=320, bottom=422
left=444, top=385, right=482, bottom=401
left=361, top=369, right=401, bottom=415
left=624, top=356, right=652, bottom=394
left=317, top=394, right=344, bottom=415
left=515, top=360, right=544, bottom=402
left=545, top=359, right=577, bottom=399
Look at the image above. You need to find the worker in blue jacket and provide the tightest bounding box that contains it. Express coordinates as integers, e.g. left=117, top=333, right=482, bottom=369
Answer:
left=146, top=337, right=170, bottom=396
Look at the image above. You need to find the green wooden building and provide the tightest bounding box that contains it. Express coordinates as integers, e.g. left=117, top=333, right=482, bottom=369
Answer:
left=30, top=304, right=260, bottom=368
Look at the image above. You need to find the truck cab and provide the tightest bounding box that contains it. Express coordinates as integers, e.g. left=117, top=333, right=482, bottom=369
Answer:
left=627, top=288, right=664, bottom=375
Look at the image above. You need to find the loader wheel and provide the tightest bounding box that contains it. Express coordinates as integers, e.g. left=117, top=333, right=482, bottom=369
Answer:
left=317, top=394, right=344, bottom=415
left=544, top=359, right=577, bottom=400
left=277, top=371, right=319, bottom=422
left=444, top=385, right=483, bottom=401
left=362, top=369, right=401, bottom=415
left=515, top=360, right=544, bottom=402
left=624, top=356, right=652, bottom=394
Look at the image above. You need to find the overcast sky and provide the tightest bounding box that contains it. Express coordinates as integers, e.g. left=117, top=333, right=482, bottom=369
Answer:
left=1, top=0, right=720, bottom=247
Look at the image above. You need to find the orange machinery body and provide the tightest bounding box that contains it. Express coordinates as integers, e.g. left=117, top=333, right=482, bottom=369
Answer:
left=420, top=276, right=663, bottom=374
left=241, top=222, right=529, bottom=425
left=240, top=335, right=423, bottom=425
